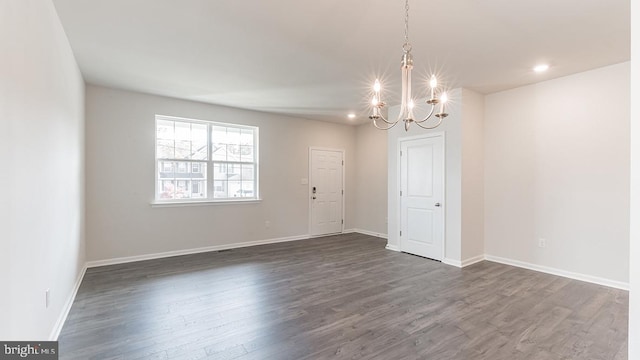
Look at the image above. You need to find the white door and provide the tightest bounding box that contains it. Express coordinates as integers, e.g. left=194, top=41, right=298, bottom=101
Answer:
left=310, top=149, right=344, bottom=236
left=400, top=135, right=444, bottom=260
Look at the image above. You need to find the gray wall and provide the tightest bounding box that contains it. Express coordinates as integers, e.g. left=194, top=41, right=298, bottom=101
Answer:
left=354, top=123, right=388, bottom=237
left=85, top=85, right=378, bottom=262
left=484, top=62, right=630, bottom=285
left=1, top=0, right=86, bottom=340
left=461, top=89, right=485, bottom=262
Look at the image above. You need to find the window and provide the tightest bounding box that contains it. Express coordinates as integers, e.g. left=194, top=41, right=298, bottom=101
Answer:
left=155, top=115, right=258, bottom=202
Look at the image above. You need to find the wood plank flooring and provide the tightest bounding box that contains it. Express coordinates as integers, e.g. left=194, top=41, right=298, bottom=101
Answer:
left=58, top=233, right=628, bottom=359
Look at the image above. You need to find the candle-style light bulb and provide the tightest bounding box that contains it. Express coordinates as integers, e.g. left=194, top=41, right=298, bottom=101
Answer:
left=429, top=76, right=437, bottom=89
left=408, top=99, right=415, bottom=110
left=440, top=92, right=448, bottom=114
left=429, top=76, right=438, bottom=100
left=371, top=95, right=379, bottom=106
left=373, top=79, right=381, bottom=93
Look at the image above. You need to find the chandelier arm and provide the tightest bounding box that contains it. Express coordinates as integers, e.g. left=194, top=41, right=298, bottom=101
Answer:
left=372, top=112, right=396, bottom=125
left=412, top=116, right=444, bottom=130
left=414, top=104, right=436, bottom=124
left=373, top=118, right=399, bottom=130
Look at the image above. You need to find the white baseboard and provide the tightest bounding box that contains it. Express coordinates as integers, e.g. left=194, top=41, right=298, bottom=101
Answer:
left=87, top=234, right=311, bottom=268
left=346, top=228, right=388, bottom=239
left=385, top=243, right=400, bottom=252
left=462, top=254, right=485, bottom=267
left=442, top=255, right=486, bottom=268
left=49, top=263, right=87, bottom=340
left=442, top=258, right=462, bottom=267
left=88, top=231, right=392, bottom=269
left=485, top=254, right=629, bottom=291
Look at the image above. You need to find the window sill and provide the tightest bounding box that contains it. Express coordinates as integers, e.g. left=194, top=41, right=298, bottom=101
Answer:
left=150, top=199, right=262, bottom=207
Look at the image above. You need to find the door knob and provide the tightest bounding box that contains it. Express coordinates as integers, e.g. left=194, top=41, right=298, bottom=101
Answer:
left=435, top=203, right=441, bottom=207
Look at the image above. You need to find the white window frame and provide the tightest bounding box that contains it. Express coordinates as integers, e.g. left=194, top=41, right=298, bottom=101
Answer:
left=154, top=115, right=259, bottom=205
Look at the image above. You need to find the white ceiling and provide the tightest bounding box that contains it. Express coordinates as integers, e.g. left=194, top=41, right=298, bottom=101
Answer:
left=52, top=0, right=629, bottom=124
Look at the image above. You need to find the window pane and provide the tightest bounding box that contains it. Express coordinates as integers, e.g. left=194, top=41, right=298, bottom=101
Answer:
left=191, top=124, right=208, bottom=160
left=159, top=180, right=176, bottom=199
left=227, top=127, right=241, bottom=144
left=157, top=120, right=174, bottom=140
left=214, top=180, right=227, bottom=198
left=213, top=162, right=226, bottom=179
left=226, top=163, right=241, bottom=180
left=191, top=162, right=207, bottom=181
left=192, top=141, right=208, bottom=160
left=175, top=121, right=191, bottom=140
left=175, top=140, right=191, bottom=159
left=212, top=126, right=227, bottom=144
left=227, top=144, right=240, bottom=161
left=191, top=180, right=206, bottom=198
left=158, top=161, right=174, bottom=178
left=156, top=116, right=258, bottom=202
left=157, top=140, right=174, bottom=159
left=241, top=164, right=254, bottom=180
left=228, top=181, right=241, bottom=198
left=160, top=161, right=174, bottom=173
left=212, top=143, right=226, bottom=161
left=240, top=181, right=254, bottom=198
left=240, top=129, right=253, bottom=146
left=192, top=123, right=207, bottom=142
left=240, top=146, right=254, bottom=162
left=175, top=180, right=189, bottom=199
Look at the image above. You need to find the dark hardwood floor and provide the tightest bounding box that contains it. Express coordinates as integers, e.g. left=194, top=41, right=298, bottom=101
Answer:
left=59, top=233, right=628, bottom=359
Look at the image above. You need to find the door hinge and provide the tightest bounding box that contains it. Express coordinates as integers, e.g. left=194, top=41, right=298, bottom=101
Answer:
left=342, top=190, right=344, bottom=195
left=342, top=160, right=344, bottom=166
left=400, top=230, right=402, bottom=236
left=400, top=150, right=403, bottom=156
left=342, top=219, right=344, bottom=224
left=400, top=190, right=402, bottom=196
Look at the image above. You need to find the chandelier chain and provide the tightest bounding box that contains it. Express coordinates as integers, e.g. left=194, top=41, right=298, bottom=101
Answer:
left=404, top=0, right=410, bottom=45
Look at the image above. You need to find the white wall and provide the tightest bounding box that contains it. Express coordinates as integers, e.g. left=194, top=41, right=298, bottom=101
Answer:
left=485, top=62, right=630, bottom=285
left=461, top=89, right=485, bottom=262
left=353, top=123, right=388, bottom=236
left=629, top=1, right=639, bottom=356
left=85, top=85, right=358, bottom=261
left=0, top=0, right=85, bottom=340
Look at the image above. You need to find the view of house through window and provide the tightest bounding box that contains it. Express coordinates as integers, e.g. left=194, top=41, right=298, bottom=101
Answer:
left=155, top=115, right=258, bottom=202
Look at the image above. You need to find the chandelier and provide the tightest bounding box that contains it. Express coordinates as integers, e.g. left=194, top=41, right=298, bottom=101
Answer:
left=369, top=0, right=448, bottom=131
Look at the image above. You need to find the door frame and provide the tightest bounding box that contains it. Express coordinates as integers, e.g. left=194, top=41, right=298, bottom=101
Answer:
left=308, top=147, right=346, bottom=236
left=396, top=132, right=446, bottom=260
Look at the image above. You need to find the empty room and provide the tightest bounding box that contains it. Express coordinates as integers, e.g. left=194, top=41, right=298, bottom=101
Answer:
left=2, top=0, right=639, bottom=359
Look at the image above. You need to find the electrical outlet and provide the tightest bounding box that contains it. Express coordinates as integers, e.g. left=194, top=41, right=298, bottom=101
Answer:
left=538, top=238, right=546, bottom=248
left=45, top=289, right=50, bottom=308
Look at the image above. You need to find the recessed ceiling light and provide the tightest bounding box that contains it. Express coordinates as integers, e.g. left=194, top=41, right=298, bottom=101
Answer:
left=533, top=64, right=550, bottom=73
left=347, top=113, right=356, bottom=119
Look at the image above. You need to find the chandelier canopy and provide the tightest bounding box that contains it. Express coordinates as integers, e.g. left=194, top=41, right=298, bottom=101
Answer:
left=369, top=0, right=448, bottom=131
